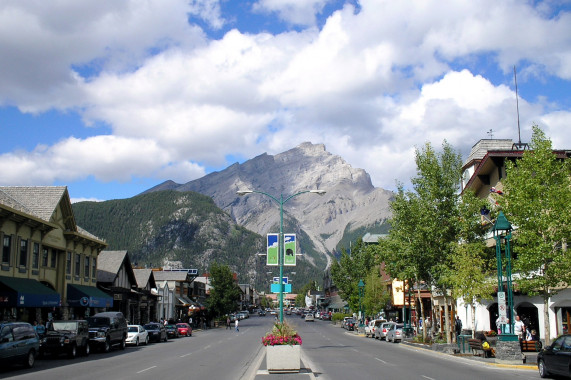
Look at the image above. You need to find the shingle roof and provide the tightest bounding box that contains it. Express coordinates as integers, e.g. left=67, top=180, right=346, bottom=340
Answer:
left=0, top=186, right=67, bottom=222
left=133, top=269, right=153, bottom=288
left=463, top=139, right=514, bottom=168
left=153, top=271, right=190, bottom=282
left=97, top=250, right=128, bottom=283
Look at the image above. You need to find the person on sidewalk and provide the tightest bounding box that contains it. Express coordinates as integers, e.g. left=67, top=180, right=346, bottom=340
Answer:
left=514, top=315, right=525, bottom=341
left=454, top=316, right=462, bottom=340
left=226, top=316, right=231, bottom=330
left=235, top=318, right=239, bottom=332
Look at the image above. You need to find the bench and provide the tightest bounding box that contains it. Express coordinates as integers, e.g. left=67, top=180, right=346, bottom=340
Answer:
left=468, top=338, right=495, bottom=358
left=521, top=340, right=542, bottom=352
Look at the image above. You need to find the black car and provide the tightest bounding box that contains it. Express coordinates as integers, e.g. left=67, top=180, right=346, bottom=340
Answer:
left=87, top=312, right=128, bottom=352
left=144, top=323, right=167, bottom=343
left=40, top=320, right=90, bottom=358
left=538, top=334, right=571, bottom=378
left=165, top=324, right=179, bottom=339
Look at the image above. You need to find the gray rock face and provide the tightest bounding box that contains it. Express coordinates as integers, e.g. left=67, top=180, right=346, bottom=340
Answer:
left=146, top=142, right=393, bottom=265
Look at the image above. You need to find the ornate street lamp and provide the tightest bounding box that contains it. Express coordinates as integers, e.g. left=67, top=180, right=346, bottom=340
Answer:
left=493, top=211, right=518, bottom=342
left=237, top=189, right=326, bottom=323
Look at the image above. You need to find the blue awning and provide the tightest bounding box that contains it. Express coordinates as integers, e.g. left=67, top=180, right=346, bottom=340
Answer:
left=0, top=276, right=60, bottom=307
left=67, top=284, right=113, bottom=308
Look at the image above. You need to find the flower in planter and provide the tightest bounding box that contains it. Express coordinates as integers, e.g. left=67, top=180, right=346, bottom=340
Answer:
left=262, top=322, right=302, bottom=346
left=484, top=330, right=497, bottom=337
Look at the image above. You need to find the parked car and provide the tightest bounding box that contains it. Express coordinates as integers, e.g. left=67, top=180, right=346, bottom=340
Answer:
left=305, top=313, right=315, bottom=322
left=365, top=319, right=386, bottom=338
left=537, top=334, right=571, bottom=378
left=0, top=321, right=40, bottom=368
left=126, top=325, right=149, bottom=346
left=344, top=318, right=355, bottom=331
left=258, top=309, right=266, bottom=316
left=176, top=323, right=192, bottom=337
left=321, top=312, right=331, bottom=321
left=375, top=322, right=397, bottom=340
left=40, top=320, right=90, bottom=358
left=386, top=323, right=404, bottom=343
left=165, top=324, right=179, bottom=339
left=144, top=323, right=167, bottom=343
left=87, top=312, right=128, bottom=352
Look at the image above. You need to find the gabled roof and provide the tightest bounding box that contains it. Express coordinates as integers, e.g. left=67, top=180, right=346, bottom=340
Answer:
left=153, top=270, right=192, bottom=282
left=462, top=139, right=514, bottom=170
left=97, top=250, right=135, bottom=284
left=133, top=268, right=156, bottom=289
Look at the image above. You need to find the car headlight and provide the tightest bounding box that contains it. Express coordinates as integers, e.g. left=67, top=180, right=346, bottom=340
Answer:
left=97, top=331, right=106, bottom=338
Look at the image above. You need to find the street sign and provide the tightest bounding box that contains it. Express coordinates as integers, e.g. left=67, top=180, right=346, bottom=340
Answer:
left=267, top=234, right=278, bottom=266
left=284, top=234, right=296, bottom=266
left=271, top=283, right=293, bottom=293
left=498, top=291, right=507, bottom=323
left=273, top=277, right=288, bottom=284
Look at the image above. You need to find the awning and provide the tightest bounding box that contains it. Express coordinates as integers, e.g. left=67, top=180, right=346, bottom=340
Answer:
left=0, top=276, right=60, bottom=307
left=67, top=284, right=113, bottom=308
left=176, top=295, right=193, bottom=307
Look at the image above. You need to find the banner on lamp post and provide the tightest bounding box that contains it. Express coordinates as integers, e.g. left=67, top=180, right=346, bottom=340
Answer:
left=267, top=234, right=279, bottom=266
left=284, top=234, right=296, bottom=266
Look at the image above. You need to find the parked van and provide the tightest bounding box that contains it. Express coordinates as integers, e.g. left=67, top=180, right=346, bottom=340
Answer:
left=0, top=321, right=40, bottom=368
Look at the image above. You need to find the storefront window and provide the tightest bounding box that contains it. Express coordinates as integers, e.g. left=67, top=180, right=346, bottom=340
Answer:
left=51, top=249, right=57, bottom=267
left=75, top=253, right=81, bottom=277
left=2, top=236, right=10, bottom=264
left=19, top=239, right=28, bottom=267
left=92, top=257, right=97, bottom=278
left=84, top=255, right=90, bottom=278
left=66, top=251, right=72, bottom=274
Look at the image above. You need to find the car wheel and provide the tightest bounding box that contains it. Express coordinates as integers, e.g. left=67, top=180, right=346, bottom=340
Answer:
left=120, top=338, right=126, bottom=350
left=145, top=336, right=149, bottom=345
left=538, top=359, right=549, bottom=378
left=84, top=343, right=90, bottom=356
left=68, top=344, right=77, bottom=359
left=25, top=350, right=35, bottom=368
left=135, top=337, right=139, bottom=347
left=103, top=338, right=111, bottom=353
left=164, top=334, right=168, bottom=342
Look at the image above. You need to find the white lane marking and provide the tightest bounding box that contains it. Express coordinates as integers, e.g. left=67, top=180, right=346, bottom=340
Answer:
left=203, top=344, right=211, bottom=349
left=422, top=376, right=435, bottom=380
left=351, top=348, right=359, bottom=352
left=375, top=358, right=387, bottom=364
left=137, top=366, right=156, bottom=373
left=180, top=353, right=192, bottom=358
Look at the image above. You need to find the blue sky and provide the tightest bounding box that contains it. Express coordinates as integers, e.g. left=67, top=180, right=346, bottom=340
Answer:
left=1, top=0, right=570, bottom=202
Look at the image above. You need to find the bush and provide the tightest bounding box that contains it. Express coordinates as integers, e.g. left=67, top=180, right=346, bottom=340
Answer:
left=332, top=313, right=351, bottom=322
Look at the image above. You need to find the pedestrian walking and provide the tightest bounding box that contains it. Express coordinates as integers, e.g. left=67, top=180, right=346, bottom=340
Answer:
left=514, top=315, right=525, bottom=341
left=454, top=316, right=462, bottom=340
left=226, top=316, right=231, bottom=330
left=235, top=319, right=239, bottom=332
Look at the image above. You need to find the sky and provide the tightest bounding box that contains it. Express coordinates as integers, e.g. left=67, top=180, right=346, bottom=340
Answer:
left=1, top=0, right=570, bottom=203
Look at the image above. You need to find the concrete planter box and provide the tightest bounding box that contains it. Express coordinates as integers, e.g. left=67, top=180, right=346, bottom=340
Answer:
left=266, top=344, right=301, bottom=373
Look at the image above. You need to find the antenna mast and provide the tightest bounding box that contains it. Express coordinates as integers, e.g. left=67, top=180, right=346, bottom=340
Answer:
left=512, top=66, right=528, bottom=151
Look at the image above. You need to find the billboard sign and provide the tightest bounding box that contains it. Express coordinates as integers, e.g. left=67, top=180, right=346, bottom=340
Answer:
left=284, top=234, right=296, bottom=266
left=267, top=234, right=279, bottom=265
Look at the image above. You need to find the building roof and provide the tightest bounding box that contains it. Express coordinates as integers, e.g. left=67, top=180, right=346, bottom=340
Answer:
left=97, top=250, right=129, bottom=283
left=463, top=139, right=514, bottom=170
left=153, top=270, right=191, bottom=282
left=133, top=268, right=155, bottom=288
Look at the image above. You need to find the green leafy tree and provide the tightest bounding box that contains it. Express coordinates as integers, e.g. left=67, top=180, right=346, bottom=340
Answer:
left=330, top=238, right=375, bottom=312
left=362, top=270, right=391, bottom=317
left=374, top=141, right=462, bottom=342
left=500, top=126, right=571, bottom=345
left=446, top=190, right=495, bottom=338
left=207, top=262, right=242, bottom=318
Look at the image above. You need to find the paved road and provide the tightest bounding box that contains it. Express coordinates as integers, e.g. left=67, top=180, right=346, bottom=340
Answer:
left=293, top=318, right=542, bottom=380
left=0, top=316, right=274, bottom=380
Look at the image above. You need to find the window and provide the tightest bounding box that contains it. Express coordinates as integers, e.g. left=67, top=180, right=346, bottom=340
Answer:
left=42, top=247, right=48, bottom=267
left=84, top=255, right=90, bottom=278
left=66, top=252, right=72, bottom=274
left=92, top=257, right=97, bottom=278
left=32, top=243, right=39, bottom=269
left=19, top=239, right=28, bottom=267
left=75, top=253, right=81, bottom=276
left=2, top=235, right=11, bottom=264
left=50, top=249, right=57, bottom=268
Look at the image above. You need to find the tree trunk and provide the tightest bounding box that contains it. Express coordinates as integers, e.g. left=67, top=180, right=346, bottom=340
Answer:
left=471, top=301, right=476, bottom=338
left=543, top=289, right=551, bottom=346
left=415, top=278, right=426, bottom=341
left=444, top=296, right=451, bottom=343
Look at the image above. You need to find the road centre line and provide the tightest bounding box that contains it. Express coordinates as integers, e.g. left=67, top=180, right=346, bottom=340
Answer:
left=375, top=358, right=387, bottom=364
left=137, top=366, right=157, bottom=373
left=180, top=353, right=192, bottom=358
left=422, top=376, right=435, bottom=380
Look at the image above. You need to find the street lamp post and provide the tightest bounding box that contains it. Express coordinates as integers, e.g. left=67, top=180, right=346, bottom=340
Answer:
left=237, top=189, right=325, bottom=323
left=493, top=211, right=518, bottom=342
left=358, top=279, right=365, bottom=328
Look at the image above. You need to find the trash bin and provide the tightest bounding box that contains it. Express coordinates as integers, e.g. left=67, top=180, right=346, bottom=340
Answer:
left=457, top=334, right=471, bottom=353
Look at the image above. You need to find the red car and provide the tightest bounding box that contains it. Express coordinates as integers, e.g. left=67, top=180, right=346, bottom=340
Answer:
left=176, top=323, right=192, bottom=336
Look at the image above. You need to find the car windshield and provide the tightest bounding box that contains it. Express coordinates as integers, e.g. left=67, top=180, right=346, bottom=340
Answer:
left=128, top=326, right=139, bottom=333
left=50, top=321, right=78, bottom=331
left=165, top=325, right=175, bottom=330
left=144, top=324, right=159, bottom=330
left=88, top=317, right=110, bottom=328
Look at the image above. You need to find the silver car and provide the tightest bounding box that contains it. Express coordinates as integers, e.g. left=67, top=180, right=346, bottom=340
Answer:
left=386, top=323, right=404, bottom=343
left=375, top=322, right=396, bottom=340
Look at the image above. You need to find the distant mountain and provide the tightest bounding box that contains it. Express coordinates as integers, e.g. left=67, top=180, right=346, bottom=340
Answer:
left=144, top=142, right=394, bottom=267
